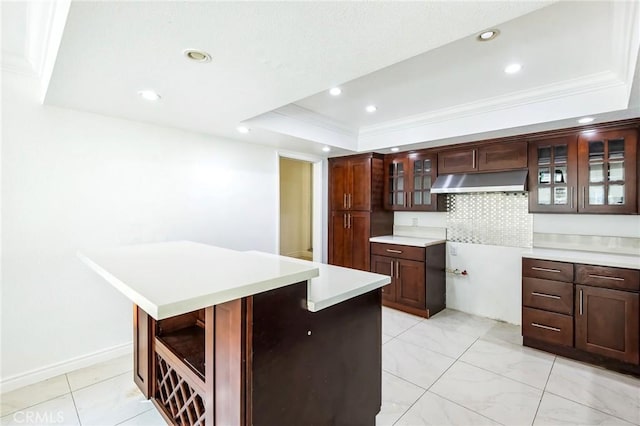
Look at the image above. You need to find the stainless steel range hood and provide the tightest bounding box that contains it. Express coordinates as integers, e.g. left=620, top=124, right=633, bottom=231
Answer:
left=431, top=169, right=528, bottom=194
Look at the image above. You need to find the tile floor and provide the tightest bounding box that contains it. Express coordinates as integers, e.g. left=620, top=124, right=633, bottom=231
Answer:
left=1, top=307, right=639, bottom=425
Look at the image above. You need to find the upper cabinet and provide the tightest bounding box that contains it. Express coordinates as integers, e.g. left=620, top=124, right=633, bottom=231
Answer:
left=528, top=127, right=638, bottom=214
left=438, top=142, right=527, bottom=174
left=384, top=152, right=441, bottom=211
left=528, top=136, right=578, bottom=213
left=330, top=153, right=384, bottom=211
left=577, top=128, right=637, bottom=214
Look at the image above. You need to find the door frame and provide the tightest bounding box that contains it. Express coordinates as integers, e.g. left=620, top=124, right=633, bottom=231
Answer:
left=276, top=151, right=326, bottom=263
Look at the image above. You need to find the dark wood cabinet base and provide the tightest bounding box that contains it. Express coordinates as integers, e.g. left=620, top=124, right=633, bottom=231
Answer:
left=524, top=337, right=640, bottom=378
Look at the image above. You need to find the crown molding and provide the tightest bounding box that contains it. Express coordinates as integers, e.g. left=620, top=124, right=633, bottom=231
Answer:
left=611, top=0, right=640, bottom=86
left=358, top=71, right=624, bottom=139
left=274, top=104, right=357, bottom=138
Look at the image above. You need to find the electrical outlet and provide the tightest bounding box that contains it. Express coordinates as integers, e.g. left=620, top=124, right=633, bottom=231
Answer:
left=411, top=217, right=418, bottom=227
left=449, top=245, right=457, bottom=256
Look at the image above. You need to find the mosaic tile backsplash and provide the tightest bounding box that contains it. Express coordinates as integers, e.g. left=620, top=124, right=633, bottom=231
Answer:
left=446, top=193, right=532, bottom=248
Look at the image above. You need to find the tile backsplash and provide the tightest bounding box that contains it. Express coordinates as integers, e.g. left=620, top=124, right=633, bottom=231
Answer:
left=446, top=193, right=532, bottom=248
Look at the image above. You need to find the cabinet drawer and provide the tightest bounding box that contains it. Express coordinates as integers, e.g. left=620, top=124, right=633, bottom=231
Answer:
left=522, top=307, right=573, bottom=347
left=522, top=277, right=573, bottom=315
left=575, top=264, right=639, bottom=292
left=522, top=258, right=573, bottom=282
left=371, top=243, right=424, bottom=262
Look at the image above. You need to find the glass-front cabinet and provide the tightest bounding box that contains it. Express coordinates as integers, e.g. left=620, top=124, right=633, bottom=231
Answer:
left=384, top=152, right=439, bottom=211
left=528, top=136, right=578, bottom=213
left=577, top=128, right=637, bottom=214
left=529, top=128, right=637, bottom=214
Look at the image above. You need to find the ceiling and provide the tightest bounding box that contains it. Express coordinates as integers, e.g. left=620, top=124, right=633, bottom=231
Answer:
left=3, top=1, right=639, bottom=157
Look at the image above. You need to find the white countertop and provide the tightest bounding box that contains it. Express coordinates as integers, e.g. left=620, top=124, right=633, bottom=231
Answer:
left=246, top=251, right=391, bottom=312
left=369, top=235, right=446, bottom=247
left=522, top=248, right=640, bottom=270
left=78, top=241, right=319, bottom=320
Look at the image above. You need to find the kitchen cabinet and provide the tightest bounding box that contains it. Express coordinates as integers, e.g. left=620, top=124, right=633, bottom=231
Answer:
left=384, top=152, right=442, bottom=211
left=528, top=127, right=638, bottom=214
left=577, top=128, right=637, bottom=214
left=370, top=242, right=445, bottom=318
left=329, top=153, right=393, bottom=271
left=522, top=257, right=640, bottom=375
left=437, top=141, right=527, bottom=174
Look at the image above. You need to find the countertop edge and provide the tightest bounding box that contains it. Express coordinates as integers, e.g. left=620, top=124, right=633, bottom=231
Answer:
left=522, top=249, right=640, bottom=270
left=369, top=235, right=446, bottom=247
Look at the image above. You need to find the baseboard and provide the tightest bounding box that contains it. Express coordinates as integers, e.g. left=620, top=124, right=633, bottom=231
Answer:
left=0, top=341, right=133, bottom=394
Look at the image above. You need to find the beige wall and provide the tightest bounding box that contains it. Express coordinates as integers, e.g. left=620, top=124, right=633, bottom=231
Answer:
left=279, top=158, right=312, bottom=259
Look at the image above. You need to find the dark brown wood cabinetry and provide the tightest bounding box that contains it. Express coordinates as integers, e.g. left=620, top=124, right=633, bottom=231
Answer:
left=329, top=153, right=392, bottom=271
left=528, top=126, right=638, bottom=214
left=384, top=152, right=443, bottom=211
left=438, top=141, right=527, bottom=174
left=522, top=258, right=640, bottom=376
left=370, top=242, right=445, bottom=318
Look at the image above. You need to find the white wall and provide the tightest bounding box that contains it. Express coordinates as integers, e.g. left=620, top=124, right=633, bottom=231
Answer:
left=398, top=211, right=639, bottom=325
left=1, top=71, right=282, bottom=390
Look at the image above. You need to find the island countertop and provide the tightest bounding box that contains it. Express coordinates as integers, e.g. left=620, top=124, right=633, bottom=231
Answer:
left=79, top=241, right=390, bottom=320
left=78, top=241, right=320, bottom=320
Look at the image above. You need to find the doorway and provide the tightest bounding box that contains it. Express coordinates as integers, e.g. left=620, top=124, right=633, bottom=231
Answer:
left=279, top=157, right=313, bottom=260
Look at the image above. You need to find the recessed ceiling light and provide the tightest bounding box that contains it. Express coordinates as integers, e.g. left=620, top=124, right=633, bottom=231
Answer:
left=366, top=105, right=377, bottom=113
left=184, top=49, right=212, bottom=63
left=477, top=29, right=500, bottom=42
left=329, top=87, right=342, bottom=96
left=236, top=126, right=250, bottom=134
left=322, top=146, right=331, bottom=152
left=504, top=63, right=522, bottom=74
left=390, top=147, right=399, bottom=152
left=138, top=90, right=161, bottom=101
left=578, top=117, right=594, bottom=124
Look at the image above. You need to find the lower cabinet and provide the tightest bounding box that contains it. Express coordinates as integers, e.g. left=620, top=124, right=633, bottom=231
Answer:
left=371, top=242, right=445, bottom=318
left=522, top=257, right=640, bottom=375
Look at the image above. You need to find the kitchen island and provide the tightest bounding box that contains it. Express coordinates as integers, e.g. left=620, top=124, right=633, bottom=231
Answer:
left=78, top=241, right=390, bottom=426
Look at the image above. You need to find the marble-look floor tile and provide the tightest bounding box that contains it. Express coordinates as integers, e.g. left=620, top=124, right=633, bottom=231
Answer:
left=0, top=394, right=79, bottom=426
left=383, top=339, right=456, bottom=389
left=396, top=391, right=500, bottom=426
left=73, top=372, right=151, bottom=426
left=427, top=309, right=497, bottom=338
left=459, top=339, right=555, bottom=389
left=545, top=358, right=640, bottom=424
left=117, top=408, right=168, bottom=425
left=67, top=353, right=133, bottom=391
left=480, top=321, right=522, bottom=346
left=375, top=371, right=424, bottom=426
left=382, top=307, right=422, bottom=337
left=396, top=320, right=478, bottom=359
left=0, top=375, right=70, bottom=417
left=534, top=392, right=634, bottom=426
left=430, top=361, right=542, bottom=425
left=382, top=333, right=394, bottom=345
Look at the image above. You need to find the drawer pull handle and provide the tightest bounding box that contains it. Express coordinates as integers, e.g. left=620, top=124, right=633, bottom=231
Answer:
left=531, top=323, right=561, bottom=332
left=531, top=266, right=562, bottom=273
left=386, top=249, right=403, bottom=254
left=588, top=274, right=624, bottom=282
left=531, top=292, right=561, bottom=300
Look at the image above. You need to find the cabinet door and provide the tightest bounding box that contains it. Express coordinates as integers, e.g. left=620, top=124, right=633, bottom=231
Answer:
left=438, top=148, right=477, bottom=174
left=384, top=156, right=408, bottom=210
left=349, top=212, right=371, bottom=271
left=348, top=157, right=372, bottom=211
left=478, top=142, right=528, bottom=171
left=528, top=136, right=578, bottom=213
left=408, top=154, right=438, bottom=211
left=577, top=129, right=637, bottom=214
left=575, top=285, right=639, bottom=364
left=396, top=259, right=426, bottom=310
left=329, top=211, right=350, bottom=268
left=330, top=159, right=349, bottom=210
left=371, top=255, right=396, bottom=302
